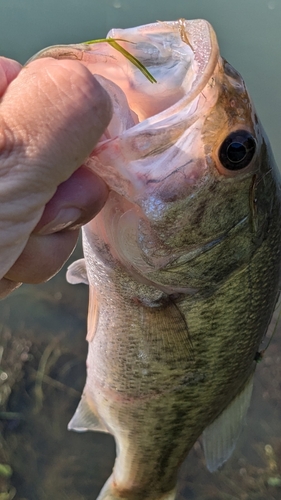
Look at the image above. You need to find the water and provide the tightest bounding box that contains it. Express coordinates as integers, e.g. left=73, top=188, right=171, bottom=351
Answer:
left=0, top=1, right=281, bottom=499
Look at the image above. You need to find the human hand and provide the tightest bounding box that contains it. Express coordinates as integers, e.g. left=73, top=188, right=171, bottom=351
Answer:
left=0, top=55, right=112, bottom=298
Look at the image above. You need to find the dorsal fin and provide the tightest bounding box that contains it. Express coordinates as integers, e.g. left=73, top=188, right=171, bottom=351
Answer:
left=202, top=371, right=254, bottom=472
left=68, top=393, right=109, bottom=433
left=66, top=259, right=89, bottom=285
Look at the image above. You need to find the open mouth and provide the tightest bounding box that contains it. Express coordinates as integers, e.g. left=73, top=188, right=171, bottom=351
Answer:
left=102, top=19, right=218, bottom=123
left=28, top=20, right=220, bottom=202
left=29, top=20, right=219, bottom=140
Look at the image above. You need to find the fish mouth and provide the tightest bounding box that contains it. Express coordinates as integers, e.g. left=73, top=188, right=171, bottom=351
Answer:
left=105, top=19, right=220, bottom=122
left=28, top=20, right=220, bottom=204
left=28, top=19, right=219, bottom=135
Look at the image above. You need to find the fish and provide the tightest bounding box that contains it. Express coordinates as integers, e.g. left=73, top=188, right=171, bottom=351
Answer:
left=31, top=19, right=281, bottom=500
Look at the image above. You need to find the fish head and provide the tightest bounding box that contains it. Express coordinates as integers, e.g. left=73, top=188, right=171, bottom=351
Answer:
left=29, top=20, right=281, bottom=296
left=83, top=20, right=279, bottom=297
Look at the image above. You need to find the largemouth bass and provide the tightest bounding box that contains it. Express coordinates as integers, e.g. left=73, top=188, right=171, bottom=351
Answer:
left=32, top=19, right=281, bottom=500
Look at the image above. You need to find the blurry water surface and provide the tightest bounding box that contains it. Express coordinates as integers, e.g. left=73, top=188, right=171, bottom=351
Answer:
left=0, top=1, right=281, bottom=499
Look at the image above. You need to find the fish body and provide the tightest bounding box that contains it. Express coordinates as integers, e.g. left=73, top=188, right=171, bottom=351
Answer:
left=33, top=20, right=281, bottom=500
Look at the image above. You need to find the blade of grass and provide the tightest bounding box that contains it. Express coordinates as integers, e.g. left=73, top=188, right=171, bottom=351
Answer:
left=81, top=37, right=157, bottom=84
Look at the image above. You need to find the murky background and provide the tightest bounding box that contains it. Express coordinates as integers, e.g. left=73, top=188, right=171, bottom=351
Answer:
left=0, top=1, right=281, bottom=499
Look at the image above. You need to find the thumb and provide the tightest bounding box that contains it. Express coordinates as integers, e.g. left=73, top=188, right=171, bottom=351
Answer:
left=0, top=58, right=112, bottom=278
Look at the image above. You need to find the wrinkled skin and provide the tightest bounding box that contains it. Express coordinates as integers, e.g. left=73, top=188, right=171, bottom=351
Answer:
left=32, top=20, right=281, bottom=500
left=0, top=56, right=111, bottom=296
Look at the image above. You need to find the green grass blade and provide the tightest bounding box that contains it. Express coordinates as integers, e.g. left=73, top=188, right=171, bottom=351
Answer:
left=83, top=37, right=131, bottom=44
left=81, top=37, right=157, bottom=83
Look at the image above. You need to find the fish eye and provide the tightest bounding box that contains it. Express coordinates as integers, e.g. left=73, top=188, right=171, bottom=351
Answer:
left=218, top=130, right=256, bottom=171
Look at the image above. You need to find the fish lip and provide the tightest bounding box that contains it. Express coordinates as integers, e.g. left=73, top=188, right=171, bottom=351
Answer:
left=25, top=45, right=84, bottom=64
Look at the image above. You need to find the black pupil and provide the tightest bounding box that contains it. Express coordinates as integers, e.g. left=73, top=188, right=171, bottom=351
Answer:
left=219, top=130, right=256, bottom=171
left=227, top=142, right=246, bottom=163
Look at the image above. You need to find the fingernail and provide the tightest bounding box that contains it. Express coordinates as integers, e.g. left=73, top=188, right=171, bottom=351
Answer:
left=37, top=207, right=83, bottom=235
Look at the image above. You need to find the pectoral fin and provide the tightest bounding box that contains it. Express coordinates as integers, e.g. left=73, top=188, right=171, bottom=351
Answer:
left=202, top=371, right=254, bottom=472
left=66, top=259, right=89, bottom=285
left=68, top=393, right=109, bottom=433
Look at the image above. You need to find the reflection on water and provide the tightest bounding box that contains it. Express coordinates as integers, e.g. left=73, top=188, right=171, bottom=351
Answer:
left=0, top=1, right=281, bottom=499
